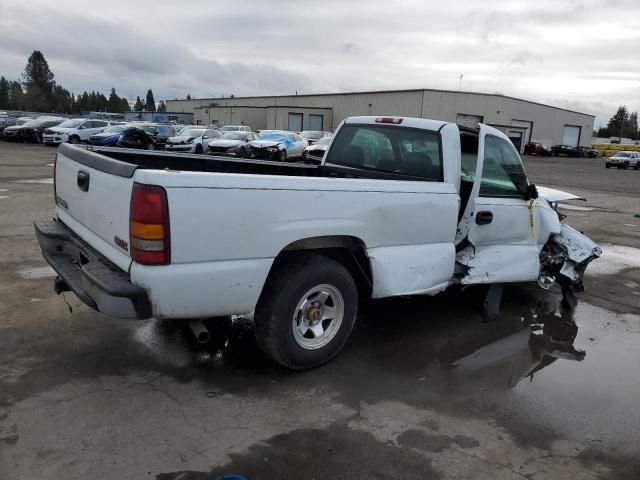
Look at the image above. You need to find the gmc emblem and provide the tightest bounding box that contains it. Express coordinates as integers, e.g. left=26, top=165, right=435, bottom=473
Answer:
left=114, top=236, right=128, bottom=251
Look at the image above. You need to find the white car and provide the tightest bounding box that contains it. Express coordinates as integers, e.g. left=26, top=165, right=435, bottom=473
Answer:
left=219, top=125, right=252, bottom=133
left=165, top=128, right=220, bottom=154
left=43, top=118, right=109, bottom=145
left=35, top=115, right=601, bottom=370
left=248, top=131, right=308, bottom=161
left=300, top=130, right=333, bottom=145
left=605, top=151, right=639, bottom=170
left=208, top=131, right=259, bottom=156
left=302, top=136, right=332, bottom=163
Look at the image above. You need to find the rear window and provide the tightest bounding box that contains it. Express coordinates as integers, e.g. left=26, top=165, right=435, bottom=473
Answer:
left=324, top=124, right=442, bottom=181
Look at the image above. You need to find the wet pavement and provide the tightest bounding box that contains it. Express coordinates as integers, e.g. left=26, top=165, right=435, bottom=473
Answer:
left=1, top=143, right=639, bottom=479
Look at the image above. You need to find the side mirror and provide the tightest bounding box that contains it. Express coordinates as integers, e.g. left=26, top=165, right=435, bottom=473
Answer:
left=525, top=183, right=539, bottom=200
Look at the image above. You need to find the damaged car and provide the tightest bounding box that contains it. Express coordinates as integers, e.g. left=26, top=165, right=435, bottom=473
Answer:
left=248, top=130, right=308, bottom=161
left=34, top=115, right=600, bottom=370
left=165, top=128, right=220, bottom=154
left=207, top=131, right=259, bottom=157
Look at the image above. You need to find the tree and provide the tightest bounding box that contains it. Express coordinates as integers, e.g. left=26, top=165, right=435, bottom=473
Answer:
left=0, top=77, right=8, bottom=108
left=186, top=93, right=192, bottom=100
left=108, top=87, right=121, bottom=112
left=120, top=97, right=131, bottom=112
left=145, top=89, right=156, bottom=111
left=21, top=50, right=56, bottom=111
left=157, top=100, right=166, bottom=112
left=134, top=96, right=144, bottom=111
left=606, top=105, right=629, bottom=138
left=8, top=81, right=24, bottom=110
left=626, top=112, right=638, bottom=140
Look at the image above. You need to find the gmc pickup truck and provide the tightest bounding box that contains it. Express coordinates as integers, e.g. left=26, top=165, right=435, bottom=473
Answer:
left=35, top=116, right=601, bottom=369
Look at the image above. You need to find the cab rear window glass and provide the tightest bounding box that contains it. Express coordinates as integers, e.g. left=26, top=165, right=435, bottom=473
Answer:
left=324, top=124, right=443, bottom=181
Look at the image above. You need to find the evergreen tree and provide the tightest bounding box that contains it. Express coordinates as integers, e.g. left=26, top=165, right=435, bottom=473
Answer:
left=157, top=100, right=166, bottom=112
left=186, top=93, right=191, bottom=100
left=145, top=89, right=156, bottom=111
left=626, top=112, right=638, bottom=140
left=8, top=81, right=24, bottom=110
left=21, top=50, right=56, bottom=111
left=134, top=96, right=144, bottom=111
left=606, top=106, right=629, bottom=138
left=120, top=97, right=131, bottom=112
left=108, top=87, right=121, bottom=112
left=0, top=77, right=9, bottom=108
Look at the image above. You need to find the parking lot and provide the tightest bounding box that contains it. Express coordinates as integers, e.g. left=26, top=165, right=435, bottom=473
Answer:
left=1, top=142, right=639, bottom=479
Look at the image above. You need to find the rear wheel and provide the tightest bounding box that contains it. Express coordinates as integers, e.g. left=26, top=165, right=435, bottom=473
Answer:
left=254, top=254, right=358, bottom=369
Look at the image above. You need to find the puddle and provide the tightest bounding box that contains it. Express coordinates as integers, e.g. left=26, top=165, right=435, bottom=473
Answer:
left=586, top=244, right=640, bottom=276
left=12, top=178, right=54, bottom=184
left=558, top=204, right=594, bottom=211
left=16, top=266, right=56, bottom=279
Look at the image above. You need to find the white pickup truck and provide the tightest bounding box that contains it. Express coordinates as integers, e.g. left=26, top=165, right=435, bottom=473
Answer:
left=35, top=116, right=601, bottom=369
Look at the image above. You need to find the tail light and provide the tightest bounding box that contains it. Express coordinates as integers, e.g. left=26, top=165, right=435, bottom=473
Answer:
left=375, top=117, right=403, bottom=124
left=130, top=183, right=170, bottom=265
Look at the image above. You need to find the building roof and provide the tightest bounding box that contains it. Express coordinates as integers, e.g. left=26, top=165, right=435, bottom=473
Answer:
left=170, top=87, right=594, bottom=118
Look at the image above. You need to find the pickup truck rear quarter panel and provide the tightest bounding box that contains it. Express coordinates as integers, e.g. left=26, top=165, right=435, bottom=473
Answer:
left=131, top=169, right=460, bottom=318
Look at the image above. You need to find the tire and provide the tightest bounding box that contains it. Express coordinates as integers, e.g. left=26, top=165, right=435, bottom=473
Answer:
left=623, top=162, right=628, bottom=170
left=69, top=135, right=80, bottom=145
left=634, top=164, right=639, bottom=170
left=279, top=149, right=287, bottom=162
left=254, top=254, right=358, bottom=369
left=195, top=144, right=203, bottom=154
left=618, top=165, right=622, bottom=169
left=239, top=147, right=246, bottom=158
left=605, top=163, right=610, bottom=168
left=147, top=142, right=155, bottom=151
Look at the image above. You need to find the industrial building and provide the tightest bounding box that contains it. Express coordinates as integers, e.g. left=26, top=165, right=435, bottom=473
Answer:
left=166, top=88, right=594, bottom=152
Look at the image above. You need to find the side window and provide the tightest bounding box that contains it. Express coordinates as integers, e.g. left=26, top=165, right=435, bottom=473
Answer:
left=324, top=124, right=442, bottom=181
left=479, top=135, right=529, bottom=197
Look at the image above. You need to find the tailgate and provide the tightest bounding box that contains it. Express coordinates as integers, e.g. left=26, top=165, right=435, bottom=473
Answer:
left=54, top=144, right=136, bottom=269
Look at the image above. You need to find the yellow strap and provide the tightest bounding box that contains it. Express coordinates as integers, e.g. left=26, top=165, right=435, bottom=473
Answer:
left=528, top=200, right=535, bottom=239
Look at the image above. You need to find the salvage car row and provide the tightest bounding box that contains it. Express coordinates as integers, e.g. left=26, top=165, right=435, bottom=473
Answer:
left=0, top=114, right=334, bottom=163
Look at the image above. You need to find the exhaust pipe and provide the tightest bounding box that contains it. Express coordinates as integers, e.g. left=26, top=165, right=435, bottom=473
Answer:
left=189, top=319, right=211, bottom=343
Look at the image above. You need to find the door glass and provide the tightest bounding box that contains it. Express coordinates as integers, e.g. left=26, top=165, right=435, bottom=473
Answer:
left=480, top=135, right=528, bottom=197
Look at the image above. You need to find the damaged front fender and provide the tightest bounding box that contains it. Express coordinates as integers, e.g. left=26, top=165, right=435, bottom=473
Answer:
left=541, top=224, right=602, bottom=289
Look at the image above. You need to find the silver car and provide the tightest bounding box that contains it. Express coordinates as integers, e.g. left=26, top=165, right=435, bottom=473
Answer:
left=606, top=151, right=639, bottom=170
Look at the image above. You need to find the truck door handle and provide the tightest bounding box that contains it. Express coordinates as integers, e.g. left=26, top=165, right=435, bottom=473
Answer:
left=77, top=170, right=90, bottom=192
left=475, top=211, right=493, bottom=225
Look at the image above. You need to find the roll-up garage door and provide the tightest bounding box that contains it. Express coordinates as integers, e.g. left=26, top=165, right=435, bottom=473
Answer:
left=562, top=125, right=580, bottom=147
left=309, top=114, right=323, bottom=131
left=288, top=113, right=303, bottom=132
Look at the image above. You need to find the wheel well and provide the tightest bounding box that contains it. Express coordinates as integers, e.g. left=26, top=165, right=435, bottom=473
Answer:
left=272, top=236, right=373, bottom=296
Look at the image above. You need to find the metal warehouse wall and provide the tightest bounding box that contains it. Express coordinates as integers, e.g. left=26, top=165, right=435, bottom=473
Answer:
left=167, top=90, right=594, bottom=147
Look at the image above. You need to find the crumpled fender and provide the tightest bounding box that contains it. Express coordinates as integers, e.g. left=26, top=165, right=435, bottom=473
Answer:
left=551, top=224, right=602, bottom=283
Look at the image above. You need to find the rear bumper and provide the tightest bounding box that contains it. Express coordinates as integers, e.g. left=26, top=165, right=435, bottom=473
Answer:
left=34, top=219, right=152, bottom=319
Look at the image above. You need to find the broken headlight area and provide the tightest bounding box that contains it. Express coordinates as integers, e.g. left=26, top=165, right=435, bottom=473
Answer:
left=539, top=224, right=602, bottom=293
left=251, top=146, right=281, bottom=160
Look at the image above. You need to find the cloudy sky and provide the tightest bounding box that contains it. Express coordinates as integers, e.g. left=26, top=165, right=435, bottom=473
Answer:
left=0, top=0, right=637, bottom=126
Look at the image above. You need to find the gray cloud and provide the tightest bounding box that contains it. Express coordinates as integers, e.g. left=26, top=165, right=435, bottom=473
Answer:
left=0, top=0, right=638, bottom=126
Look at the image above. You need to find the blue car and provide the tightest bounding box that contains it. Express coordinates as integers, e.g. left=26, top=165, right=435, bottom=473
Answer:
left=88, top=125, right=126, bottom=146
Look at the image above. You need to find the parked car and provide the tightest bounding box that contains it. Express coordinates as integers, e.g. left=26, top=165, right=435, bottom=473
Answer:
left=302, top=136, right=332, bottom=163
left=116, top=124, right=176, bottom=150
left=219, top=125, right=252, bottom=133
left=2, top=117, right=65, bottom=143
left=35, top=115, right=601, bottom=370
left=0, top=117, right=18, bottom=134
left=576, top=146, right=598, bottom=158
left=300, top=130, right=333, bottom=145
left=165, top=128, right=220, bottom=154
left=605, top=151, right=639, bottom=169
left=88, top=125, right=128, bottom=147
left=248, top=131, right=308, bottom=161
left=43, top=118, right=110, bottom=145
left=207, top=131, right=259, bottom=156
left=523, top=142, right=551, bottom=157
left=551, top=145, right=580, bottom=157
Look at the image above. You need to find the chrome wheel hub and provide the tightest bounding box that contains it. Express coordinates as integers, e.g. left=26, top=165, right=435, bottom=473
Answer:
left=292, top=284, right=344, bottom=350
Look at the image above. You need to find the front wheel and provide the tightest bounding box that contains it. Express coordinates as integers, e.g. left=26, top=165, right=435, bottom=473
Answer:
left=239, top=147, right=246, bottom=158
left=69, top=135, right=80, bottom=145
left=254, top=254, right=358, bottom=369
left=623, top=162, right=628, bottom=170
left=279, top=149, right=287, bottom=162
left=605, top=163, right=611, bottom=168
left=195, top=144, right=203, bottom=154
left=147, top=142, right=155, bottom=151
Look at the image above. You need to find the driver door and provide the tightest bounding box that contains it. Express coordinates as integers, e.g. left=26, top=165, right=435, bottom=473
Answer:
left=456, top=125, right=541, bottom=284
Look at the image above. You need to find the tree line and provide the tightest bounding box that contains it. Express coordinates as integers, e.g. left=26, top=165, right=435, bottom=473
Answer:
left=596, top=106, right=639, bottom=140
left=0, top=50, right=163, bottom=114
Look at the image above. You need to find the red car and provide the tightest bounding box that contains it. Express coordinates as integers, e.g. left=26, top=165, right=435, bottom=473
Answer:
left=523, top=142, right=552, bottom=157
